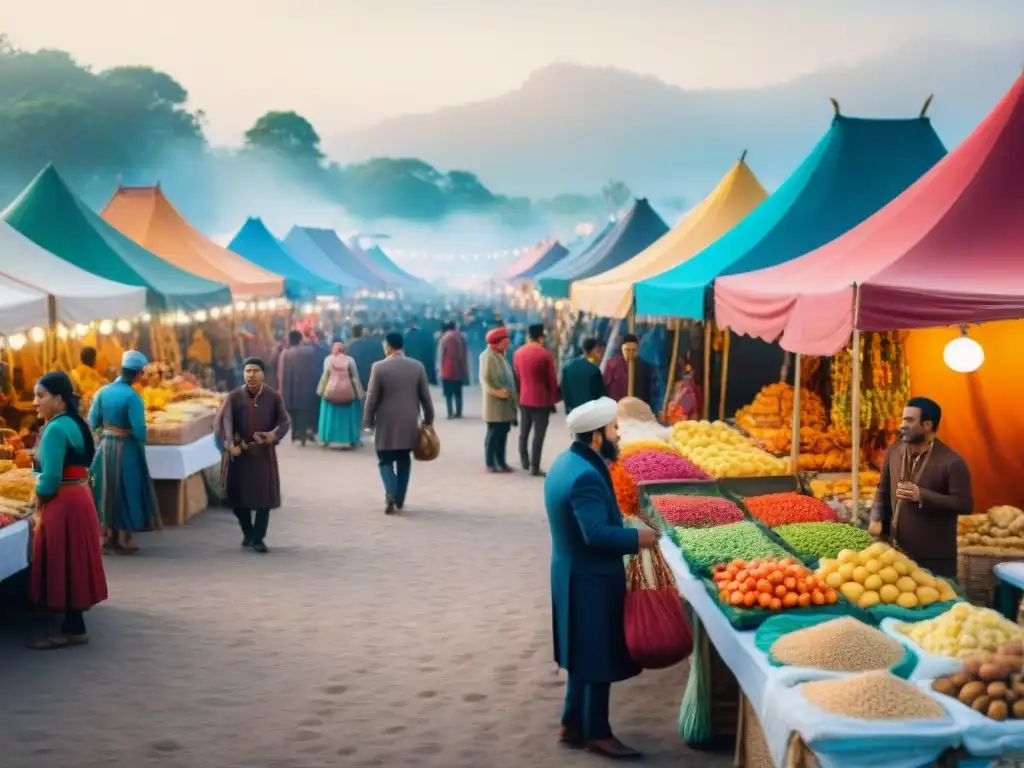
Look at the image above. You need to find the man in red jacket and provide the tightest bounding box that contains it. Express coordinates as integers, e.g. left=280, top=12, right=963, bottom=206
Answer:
left=513, top=323, right=560, bottom=476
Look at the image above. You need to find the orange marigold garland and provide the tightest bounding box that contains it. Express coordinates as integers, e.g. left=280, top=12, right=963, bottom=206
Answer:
left=610, top=460, right=639, bottom=518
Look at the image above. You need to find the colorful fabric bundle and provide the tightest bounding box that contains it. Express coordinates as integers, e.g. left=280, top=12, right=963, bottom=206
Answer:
left=622, top=450, right=710, bottom=483
left=652, top=494, right=744, bottom=528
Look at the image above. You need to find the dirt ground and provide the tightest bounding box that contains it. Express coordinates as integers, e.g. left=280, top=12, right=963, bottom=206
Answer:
left=0, top=386, right=730, bottom=768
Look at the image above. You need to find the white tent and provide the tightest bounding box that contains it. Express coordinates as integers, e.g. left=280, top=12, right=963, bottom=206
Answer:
left=0, top=220, right=146, bottom=329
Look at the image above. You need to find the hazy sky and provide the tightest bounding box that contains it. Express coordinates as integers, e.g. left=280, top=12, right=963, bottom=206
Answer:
left=5, top=0, right=1023, bottom=146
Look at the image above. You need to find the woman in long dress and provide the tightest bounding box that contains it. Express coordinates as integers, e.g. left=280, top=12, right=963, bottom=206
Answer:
left=89, top=350, right=160, bottom=552
left=28, top=371, right=108, bottom=650
left=317, top=341, right=364, bottom=448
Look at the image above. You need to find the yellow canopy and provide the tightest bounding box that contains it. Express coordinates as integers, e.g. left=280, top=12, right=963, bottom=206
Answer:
left=570, top=156, right=767, bottom=318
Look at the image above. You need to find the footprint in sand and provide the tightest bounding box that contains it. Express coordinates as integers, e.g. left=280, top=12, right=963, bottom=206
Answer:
left=322, top=684, right=348, bottom=695
left=297, top=717, right=323, bottom=727
left=290, top=729, right=323, bottom=742
left=384, top=725, right=407, bottom=735
left=416, top=690, right=438, bottom=699
left=463, top=693, right=487, bottom=703
left=148, top=739, right=183, bottom=753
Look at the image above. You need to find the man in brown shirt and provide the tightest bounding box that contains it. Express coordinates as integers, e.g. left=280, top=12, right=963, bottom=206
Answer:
left=868, top=397, right=973, bottom=578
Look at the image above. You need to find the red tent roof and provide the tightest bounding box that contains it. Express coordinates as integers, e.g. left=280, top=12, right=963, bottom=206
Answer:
left=715, top=73, right=1024, bottom=355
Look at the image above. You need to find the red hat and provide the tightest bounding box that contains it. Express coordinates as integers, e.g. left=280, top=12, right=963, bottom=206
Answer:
left=486, top=326, right=509, bottom=345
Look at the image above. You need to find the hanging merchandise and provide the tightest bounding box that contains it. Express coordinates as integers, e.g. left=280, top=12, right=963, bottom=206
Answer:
left=831, top=332, right=910, bottom=436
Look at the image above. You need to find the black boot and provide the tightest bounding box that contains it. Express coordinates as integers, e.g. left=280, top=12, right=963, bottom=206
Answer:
left=233, top=509, right=254, bottom=548
left=251, top=510, right=270, bottom=553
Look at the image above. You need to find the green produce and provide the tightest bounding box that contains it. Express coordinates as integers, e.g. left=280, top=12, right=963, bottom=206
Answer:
left=675, top=521, right=790, bottom=573
left=773, top=522, right=873, bottom=560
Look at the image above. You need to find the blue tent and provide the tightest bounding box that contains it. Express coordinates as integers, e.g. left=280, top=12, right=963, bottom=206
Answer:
left=537, top=200, right=668, bottom=299
left=510, top=241, right=570, bottom=281
left=634, top=113, right=947, bottom=319
left=283, top=227, right=371, bottom=290
left=228, top=218, right=342, bottom=299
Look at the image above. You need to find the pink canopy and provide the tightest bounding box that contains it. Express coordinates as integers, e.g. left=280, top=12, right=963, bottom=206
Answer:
left=715, top=72, right=1024, bottom=355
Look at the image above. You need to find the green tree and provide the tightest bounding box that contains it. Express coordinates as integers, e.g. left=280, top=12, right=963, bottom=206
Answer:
left=339, top=158, right=448, bottom=220
left=243, top=110, right=324, bottom=163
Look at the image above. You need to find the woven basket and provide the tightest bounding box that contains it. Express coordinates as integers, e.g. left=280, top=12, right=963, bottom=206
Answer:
left=738, top=693, right=776, bottom=767
left=957, top=547, right=1024, bottom=606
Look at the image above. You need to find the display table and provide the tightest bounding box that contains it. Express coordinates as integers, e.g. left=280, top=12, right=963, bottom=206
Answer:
left=993, top=562, right=1024, bottom=621
left=145, top=435, right=220, bottom=526
left=0, top=518, right=31, bottom=582
left=660, top=536, right=1003, bottom=767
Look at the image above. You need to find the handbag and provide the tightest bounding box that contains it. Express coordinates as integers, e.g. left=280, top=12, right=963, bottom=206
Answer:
left=322, top=358, right=356, bottom=404
left=316, top=371, right=329, bottom=398
left=623, top=545, right=693, bottom=669
left=413, top=424, right=440, bottom=461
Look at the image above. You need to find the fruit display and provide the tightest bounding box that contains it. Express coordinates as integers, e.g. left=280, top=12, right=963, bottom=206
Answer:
left=0, top=469, right=37, bottom=504
left=609, top=461, right=639, bottom=518
left=744, top=492, right=839, bottom=526
left=958, top=505, right=1024, bottom=550
left=676, top=523, right=791, bottom=573
left=618, top=440, right=679, bottom=460
left=931, top=647, right=1024, bottom=720
left=712, top=557, right=837, bottom=610
left=831, top=331, right=910, bottom=434
left=621, top=450, right=709, bottom=483
left=808, top=471, right=881, bottom=505
left=651, top=495, right=744, bottom=528
left=736, top=382, right=826, bottom=433
left=815, top=542, right=959, bottom=610
left=669, top=420, right=789, bottom=478
left=769, top=616, right=906, bottom=672
left=801, top=670, right=946, bottom=720
left=773, top=522, right=875, bottom=561
left=898, top=603, right=1024, bottom=659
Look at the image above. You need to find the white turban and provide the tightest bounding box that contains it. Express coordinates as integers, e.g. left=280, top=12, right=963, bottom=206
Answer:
left=566, top=397, right=618, bottom=435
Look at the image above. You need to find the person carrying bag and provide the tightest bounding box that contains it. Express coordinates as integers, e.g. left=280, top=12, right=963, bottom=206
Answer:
left=317, top=342, right=364, bottom=448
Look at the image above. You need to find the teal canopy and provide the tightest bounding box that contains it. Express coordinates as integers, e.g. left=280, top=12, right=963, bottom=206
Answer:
left=2, top=165, right=231, bottom=311
left=634, top=114, right=947, bottom=319
left=366, top=245, right=435, bottom=294
left=228, top=218, right=342, bottom=299
left=537, top=200, right=667, bottom=299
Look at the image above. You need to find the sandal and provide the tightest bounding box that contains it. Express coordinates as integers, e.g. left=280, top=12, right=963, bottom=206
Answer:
left=26, top=636, right=72, bottom=650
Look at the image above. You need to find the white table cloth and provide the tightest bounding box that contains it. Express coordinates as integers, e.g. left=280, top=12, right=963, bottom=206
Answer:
left=0, top=518, right=30, bottom=582
left=994, top=561, right=1024, bottom=590
left=145, top=434, right=220, bottom=480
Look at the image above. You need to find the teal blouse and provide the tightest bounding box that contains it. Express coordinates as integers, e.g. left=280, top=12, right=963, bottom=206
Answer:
left=35, top=413, right=88, bottom=497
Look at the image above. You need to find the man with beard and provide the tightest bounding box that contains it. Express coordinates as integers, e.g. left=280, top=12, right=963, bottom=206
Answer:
left=544, top=397, right=657, bottom=759
left=868, top=397, right=973, bottom=578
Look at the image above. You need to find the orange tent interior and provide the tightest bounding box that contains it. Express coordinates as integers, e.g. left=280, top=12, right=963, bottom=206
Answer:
left=102, top=185, right=284, bottom=299
left=905, top=320, right=1024, bottom=514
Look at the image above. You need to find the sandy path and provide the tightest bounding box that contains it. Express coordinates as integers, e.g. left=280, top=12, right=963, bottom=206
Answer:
left=0, top=386, right=729, bottom=768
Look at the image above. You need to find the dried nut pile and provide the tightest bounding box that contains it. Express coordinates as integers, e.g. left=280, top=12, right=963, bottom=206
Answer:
left=771, top=617, right=905, bottom=672
left=900, top=603, right=1024, bottom=658
left=931, top=646, right=1024, bottom=720
left=802, top=670, right=946, bottom=720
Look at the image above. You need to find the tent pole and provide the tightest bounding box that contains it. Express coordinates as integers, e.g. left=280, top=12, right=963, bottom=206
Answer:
left=850, top=286, right=863, bottom=523
left=702, top=322, right=712, bottom=420
left=790, top=353, right=802, bottom=474
left=661, top=319, right=681, bottom=421
left=627, top=303, right=636, bottom=398
left=718, top=327, right=731, bottom=421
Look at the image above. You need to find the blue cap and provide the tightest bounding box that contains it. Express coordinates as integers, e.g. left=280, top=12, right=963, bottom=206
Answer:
left=121, top=350, right=148, bottom=370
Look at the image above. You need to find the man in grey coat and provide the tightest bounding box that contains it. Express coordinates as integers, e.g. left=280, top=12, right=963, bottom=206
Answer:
left=363, top=332, right=435, bottom=514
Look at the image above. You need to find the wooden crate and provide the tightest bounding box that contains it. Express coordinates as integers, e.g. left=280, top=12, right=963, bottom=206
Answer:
left=154, top=473, right=208, bottom=527
left=146, top=414, right=215, bottom=446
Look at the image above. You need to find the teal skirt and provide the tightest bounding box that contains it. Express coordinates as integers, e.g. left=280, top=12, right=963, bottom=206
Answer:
left=90, top=434, right=160, bottom=531
left=318, top=399, right=363, bottom=446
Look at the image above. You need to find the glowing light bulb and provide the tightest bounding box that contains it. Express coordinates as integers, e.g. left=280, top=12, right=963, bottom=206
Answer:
left=235, top=301, right=247, bottom=311
left=210, top=307, right=221, bottom=320
left=8, top=333, right=27, bottom=351
left=301, top=303, right=314, bottom=315
left=193, top=310, right=208, bottom=323
left=73, top=323, right=90, bottom=338
left=56, top=325, right=69, bottom=340
left=29, top=326, right=46, bottom=343
left=944, top=329, right=984, bottom=373
left=256, top=301, right=268, bottom=312
left=141, top=313, right=152, bottom=323
left=115, top=318, right=132, bottom=333
left=98, top=319, right=114, bottom=335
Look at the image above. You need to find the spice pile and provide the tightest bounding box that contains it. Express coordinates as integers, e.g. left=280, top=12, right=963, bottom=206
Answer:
left=770, top=617, right=905, bottom=672
left=932, top=646, right=1024, bottom=720
left=609, top=461, right=639, bottom=517
left=745, top=492, right=839, bottom=527
left=711, top=556, right=835, bottom=610
left=619, top=440, right=679, bottom=460
left=622, top=450, right=710, bottom=483
left=652, top=495, right=744, bottom=528
left=773, top=522, right=874, bottom=561
left=815, top=542, right=958, bottom=610
left=899, top=603, right=1024, bottom=658
left=676, top=522, right=791, bottom=573
left=801, top=670, right=946, bottom=720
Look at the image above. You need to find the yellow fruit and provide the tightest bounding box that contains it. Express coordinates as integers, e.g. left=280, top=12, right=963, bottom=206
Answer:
left=897, top=592, right=919, bottom=609
left=864, top=574, right=883, bottom=591
left=837, top=549, right=859, bottom=564
left=879, top=584, right=901, bottom=604
left=880, top=549, right=899, bottom=566
left=865, top=559, right=883, bottom=574
left=852, top=566, right=870, bottom=584
left=911, top=570, right=936, bottom=589
left=818, top=558, right=837, bottom=574
left=896, top=576, right=918, bottom=593
left=878, top=566, right=899, bottom=585
left=858, top=590, right=881, bottom=609
left=825, top=572, right=844, bottom=589
left=840, top=582, right=866, bottom=602
left=865, top=542, right=889, bottom=558
left=916, top=586, right=939, bottom=606
left=893, top=560, right=910, bottom=576
left=838, top=564, right=856, bottom=581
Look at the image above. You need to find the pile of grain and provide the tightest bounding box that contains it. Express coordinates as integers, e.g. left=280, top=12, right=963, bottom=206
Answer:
left=618, top=397, right=657, bottom=422
left=771, top=617, right=905, bottom=672
left=801, top=670, right=946, bottom=720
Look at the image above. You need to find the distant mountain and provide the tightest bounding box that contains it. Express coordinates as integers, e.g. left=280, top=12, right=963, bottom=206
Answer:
left=332, top=39, right=1022, bottom=200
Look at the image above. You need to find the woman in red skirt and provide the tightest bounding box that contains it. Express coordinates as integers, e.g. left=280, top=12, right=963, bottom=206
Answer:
left=28, top=371, right=108, bottom=650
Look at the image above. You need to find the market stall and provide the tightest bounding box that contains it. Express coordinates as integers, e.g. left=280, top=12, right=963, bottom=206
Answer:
left=0, top=462, right=37, bottom=583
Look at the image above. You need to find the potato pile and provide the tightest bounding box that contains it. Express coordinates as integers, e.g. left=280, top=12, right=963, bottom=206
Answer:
left=802, top=670, right=946, bottom=720
left=815, top=542, right=958, bottom=610
left=899, top=603, right=1024, bottom=658
left=771, top=617, right=905, bottom=672
left=670, top=420, right=789, bottom=478
left=958, top=505, right=1024, bottom=550
left=931, top=646, right=1024, bottom=721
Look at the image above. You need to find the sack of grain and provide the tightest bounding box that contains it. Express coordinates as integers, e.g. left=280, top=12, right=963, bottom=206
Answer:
left=617, top=397, right=657, bottom=423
